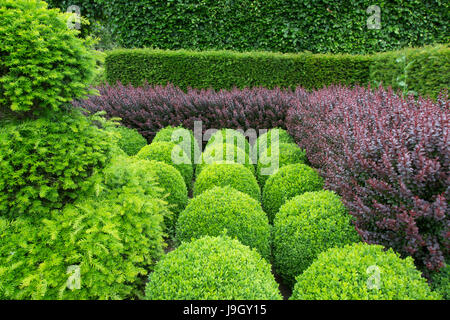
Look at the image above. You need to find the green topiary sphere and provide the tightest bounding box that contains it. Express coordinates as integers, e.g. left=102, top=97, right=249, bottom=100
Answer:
left=0, top=0, right=96, bottom=113
left=194, top=163, right=260, bottom=201
left=0, top=110, right=118, bottom=217
left=176, top=186, right=270, bottom=260
left=206, top=128, right=251, bottom=155
left=252, top=128, right=294, bottom=160
left=107, top=125, right=147, bottom=156
left=262, top=164, right=324, bottom=223
left=145, top=235, right=282, bottom=300
left=197, top=142, right=255, bottom=177
left=290, top=242, right=441, bottom=300
left=153, top=125, right=201, bottom=165
left=273, top=190, right=360, bottom=286
left=136, top=141, right=193, bottom=189
left=431, top=263, right=449, bottom=300
left=257, top=142, right=307, bottom=187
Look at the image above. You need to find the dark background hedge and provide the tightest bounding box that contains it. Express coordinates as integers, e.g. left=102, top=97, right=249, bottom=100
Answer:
left=94, top=0, right=448, bottom=55
left=105, top=46, right=449, bottom=97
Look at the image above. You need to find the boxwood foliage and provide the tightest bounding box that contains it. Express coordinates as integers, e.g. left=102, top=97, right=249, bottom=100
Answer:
left=262, top=164, right=324, bottom=222
left=176, top=187, right=270, bottom=260
left=252, top=128, right=295, bottom=160
left=95, top=157, right=187, bottom=232
left=273, top=191, right=360, bottom=286
left=136, top=141, right=193, bottom=189
left=152, top=125, right=201, bottom=166
left=290, top=243, right=441, bottom=300
left=194, top=164, right=260, bottom=201
left=0, top=0, right=96, bottom=114
left=206, top=128, right=251, bottom=155
left=431, top=263, right=449, bottom=300
left=107, top=125, right=147, bottom=156
left=197, top=143, right=255, bottom=177
left=0, top=110, right=118, bottom=217
left=145, top=235, right=282, bottom=300
left=0, top=155, right=170, bottom=299
left=257, top=142, right=307, bottom=187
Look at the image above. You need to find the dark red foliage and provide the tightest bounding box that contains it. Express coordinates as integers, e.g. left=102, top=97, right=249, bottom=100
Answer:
left=287, top=85, right=449, bottom=271
left=73, top=83, right=300, bottom=142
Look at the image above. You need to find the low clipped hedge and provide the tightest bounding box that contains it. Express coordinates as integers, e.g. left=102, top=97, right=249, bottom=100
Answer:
left=105, top=49, right=372, bottom=91
left=152, top=125, right=201, bottom=165
left=206, top=128, right=251, bottom=155
left=107, top=125, right=147, bottom=156
left=290, top=243, right=441, bottom=300
left=194, top=163, right=260, bottom=201
left=256, top=142, right=307, bottom=187
left=176, top=186, right=270, bottom=260
left=136, top=141, right=193, bottom=189
left=197, top=143, right=255, bottom=177
left=369, top=45, right=450, bottom=99
left=273, top=191, right=360, bottom=286
left=431, top=263, right=449, bottom=300
left=262, top=164, right=324, bottom=222
left=145, top=236, right=282, bottom=300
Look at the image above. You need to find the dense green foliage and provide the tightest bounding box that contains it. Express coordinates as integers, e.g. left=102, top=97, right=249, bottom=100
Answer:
left=257, top=142, right=307, bottom=187
left=206, top=129, right=251, bottom=155
left=107, top=125, right=147, bottom=156
left=273, top=191, right=360, bottom=286
left=262, top=164, right=324, bottom=222
left=105, top=49, right=371, bottom=91
left=431, top=263, right=449, bottom=300
left=176, top=187, right=271, bottom=260
left=369, top=45, right=450, bottom=98
left=194, top=164, right=260, bottom=201
left=152, top=125, right=200, bottom=165
left=290, top=243, right=441, bottom=300
left=95, top=157, right=186, bottom=232
left=0, top=155, right=169, bottom=299
left=0, top=110, right=118, bottom=217
left=145, top=236, right=282, bottom=300
left=102, top=0, right=448, bottom=54
left=0, top=0, right=96, bottom=114
left=197, top=143, right=255, bottom=177
left=136, top=141, right=193, bottom=189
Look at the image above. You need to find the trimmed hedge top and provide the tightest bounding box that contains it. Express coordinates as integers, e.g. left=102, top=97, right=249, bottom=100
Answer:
left=105, top=49, right=371, bottom=91
left=145, top=235, right=282, bottom=300
left=176, top=186, right=271, bottom=260
left=290, top=242, right=441, bottom=300
left=273, top=190, right=360, bottom=286
left=107, top=125, right=147, bottom=156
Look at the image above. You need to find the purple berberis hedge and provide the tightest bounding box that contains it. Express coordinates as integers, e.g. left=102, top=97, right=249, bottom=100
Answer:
left=73, top=83, right=302, bottom=142
left=287, top=85, right=449, bottom=272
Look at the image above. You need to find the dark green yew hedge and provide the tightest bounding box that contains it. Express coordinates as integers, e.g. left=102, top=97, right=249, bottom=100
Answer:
left=105, top=46, right=449, bottom=98
left=105, top=49, right=372, bottom=90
